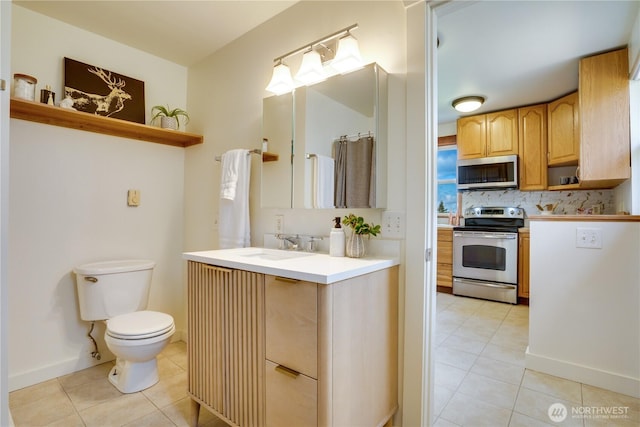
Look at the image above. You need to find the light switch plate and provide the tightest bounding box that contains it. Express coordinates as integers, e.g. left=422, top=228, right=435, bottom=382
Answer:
left=127, top=189, right=140, bottom=207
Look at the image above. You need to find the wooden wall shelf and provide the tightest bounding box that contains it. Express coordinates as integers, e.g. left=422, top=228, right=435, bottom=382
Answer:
left=10, top=97, right=203, bottom=148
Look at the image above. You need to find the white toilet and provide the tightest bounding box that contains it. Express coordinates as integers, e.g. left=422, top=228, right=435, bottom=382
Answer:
left=74, top=259, right=175, bottom=393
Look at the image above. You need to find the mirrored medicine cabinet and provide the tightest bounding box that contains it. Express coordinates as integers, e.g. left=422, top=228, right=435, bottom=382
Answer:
left=261, top=62, right=388, bottom=209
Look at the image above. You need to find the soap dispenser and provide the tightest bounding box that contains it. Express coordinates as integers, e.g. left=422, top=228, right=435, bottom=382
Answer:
left=329, top=216, right=345, bottom=257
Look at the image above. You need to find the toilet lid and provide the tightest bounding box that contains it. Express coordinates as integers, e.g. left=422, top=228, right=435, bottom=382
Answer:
left=106, top=311, right=174, bottom=340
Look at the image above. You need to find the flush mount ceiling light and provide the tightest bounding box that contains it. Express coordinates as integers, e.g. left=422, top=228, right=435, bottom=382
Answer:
left=331, top=33, right=364, bottom=73
left=265, top=61, right=295, bottom=95
left=452, top=96, right=485, bottom=113
left=295, top=49, right=326, bottom=85
left=266, top=23, right=361, bottom=95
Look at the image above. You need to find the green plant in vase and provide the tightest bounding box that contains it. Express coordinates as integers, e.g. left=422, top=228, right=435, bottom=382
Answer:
left=342, top=214, right=381, bottom=258
left=151, top=105, right=190, bottom=130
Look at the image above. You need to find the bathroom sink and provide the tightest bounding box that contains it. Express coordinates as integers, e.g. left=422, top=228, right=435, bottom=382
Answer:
left=239, top=248, right=315, bottom=261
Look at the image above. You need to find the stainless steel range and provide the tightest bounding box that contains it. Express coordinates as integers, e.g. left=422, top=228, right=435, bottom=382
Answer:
left=452, top=206, right=525, bottom=304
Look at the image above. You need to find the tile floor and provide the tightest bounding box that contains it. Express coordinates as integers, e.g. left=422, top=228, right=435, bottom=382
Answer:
left=8, top=296, right=640, bottom=426
left=433, top=292, right=640, bottom=426
left=9, top=342, right=227, bottom=427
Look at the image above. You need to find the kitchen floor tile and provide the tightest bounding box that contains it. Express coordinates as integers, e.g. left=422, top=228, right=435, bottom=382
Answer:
left=440, top=391, right=513, bottom=426
left=521, top=370, right=583, bottom=404
left=456, top=372, right=520, bottom=410
left=470, top=355, right=525, bottom=386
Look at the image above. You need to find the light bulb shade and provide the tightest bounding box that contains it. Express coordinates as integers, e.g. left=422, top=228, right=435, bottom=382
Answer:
left=266, top=63, right=294, bottom=95
left=331, top=34, right=363, bottom=73
left=452, top=96, right=485, bottom=113
left=295, top=50, right=326, bottom=85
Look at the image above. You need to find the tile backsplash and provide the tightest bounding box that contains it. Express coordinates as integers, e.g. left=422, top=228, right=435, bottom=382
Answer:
left=461, top=189, right=614, bottom=220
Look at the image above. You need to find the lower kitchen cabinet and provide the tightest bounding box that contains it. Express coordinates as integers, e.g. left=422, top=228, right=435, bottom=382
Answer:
left=187, top=261, right=399, bottom=427
left=437, top=227, right=453, bottom=289
left=518, top=230, right=530, bottom=299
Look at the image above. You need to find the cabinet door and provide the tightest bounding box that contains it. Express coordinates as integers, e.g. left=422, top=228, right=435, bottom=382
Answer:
left=187, top=262, right=265, bottom=427
left=265, top=360, right=317, bottom=427
left=518, top=233, right=530, bottom=298
left=265, top=276, right=317, bottom=379
left=457, top=115, right=486, bottom=159
left=436, top=228, right=453, bottom=288
left=548, top=92, right=579, bottom=166
left=518, top=105, right=547, bottom=191
left=579, top=48, right=630, bottom=184
left=486, top=109, right=518, bottom=157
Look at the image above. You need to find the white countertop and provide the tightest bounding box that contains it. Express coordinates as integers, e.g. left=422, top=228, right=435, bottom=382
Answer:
left=183, top=247, right=399, bottom=284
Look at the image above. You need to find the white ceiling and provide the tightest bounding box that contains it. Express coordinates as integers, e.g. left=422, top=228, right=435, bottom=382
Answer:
left=436, top=0, right=639, bottom=124
left=14, top=0, right=298, bottom=66
left=15, top=1, right=640, bottom=125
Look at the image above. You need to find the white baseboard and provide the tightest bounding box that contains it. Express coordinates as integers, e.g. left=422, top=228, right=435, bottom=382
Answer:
left=9, top=328, right=187, bottom=392
left=526, top=347, right=640, bottom=398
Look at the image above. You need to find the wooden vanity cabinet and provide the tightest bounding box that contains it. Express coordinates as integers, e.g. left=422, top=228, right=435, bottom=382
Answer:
left=265, top=269, right=399, bottom=427
left=187, top=261, right=399, bottom=427
left=457, top=109, right=518, bottom=159
left=436, top=228, right=453, bottom=289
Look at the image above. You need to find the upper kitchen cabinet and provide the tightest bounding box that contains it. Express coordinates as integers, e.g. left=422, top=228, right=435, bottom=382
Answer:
left=518, top=104, right=547, bottom=191
left=457, top=109, right=518, bottom=159
left=547, top=91, right=580, bottom=166
left=577, top=48, right=630, bottom=188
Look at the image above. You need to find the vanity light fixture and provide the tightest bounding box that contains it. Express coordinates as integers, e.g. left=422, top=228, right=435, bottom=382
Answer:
left=331, top=33, right=363, bottom=73
left=452, top=96, right=485, bottom=113
left=265, top=61, right=295, bottom=95
left=265, top=23, right=361, bottom=95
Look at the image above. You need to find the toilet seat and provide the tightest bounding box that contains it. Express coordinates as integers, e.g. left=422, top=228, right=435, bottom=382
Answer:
left=107, top=311, right=174, bottom=340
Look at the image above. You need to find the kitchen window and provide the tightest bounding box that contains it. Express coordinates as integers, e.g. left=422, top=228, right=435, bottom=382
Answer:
left=437, top=144, right=458, bottom=214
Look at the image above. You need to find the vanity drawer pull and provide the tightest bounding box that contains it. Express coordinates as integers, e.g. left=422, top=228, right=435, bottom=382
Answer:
left=275, top=364, right=300, bottom=378
left=202, top=264, right=233, bottom=273
left=275, top=276, right=299, bottom=284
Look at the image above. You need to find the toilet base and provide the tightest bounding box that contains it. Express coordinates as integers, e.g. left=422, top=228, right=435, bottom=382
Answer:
left=108, top=357, right=159, bottom=393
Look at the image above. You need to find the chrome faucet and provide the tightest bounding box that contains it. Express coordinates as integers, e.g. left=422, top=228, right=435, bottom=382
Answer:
left=276, top=234, right=299, bottom=250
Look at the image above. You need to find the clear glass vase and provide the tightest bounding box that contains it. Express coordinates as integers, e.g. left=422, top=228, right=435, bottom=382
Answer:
left=346, top=233, right=366, bottom=258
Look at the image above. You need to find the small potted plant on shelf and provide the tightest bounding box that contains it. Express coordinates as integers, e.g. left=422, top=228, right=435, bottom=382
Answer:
left=151, top=105, right=190, bottom=130
left=342, top=214, right=381, bottom=258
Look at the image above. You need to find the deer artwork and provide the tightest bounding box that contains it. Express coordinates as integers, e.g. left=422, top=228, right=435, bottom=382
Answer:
left=65, top=67, right=132, bottom=117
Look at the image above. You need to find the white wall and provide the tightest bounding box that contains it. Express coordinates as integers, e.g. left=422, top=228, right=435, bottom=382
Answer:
left=527, top=220, right=640, bottom=398
left=8, top=5, right=189, bottom=390
left=1, top=1, right=11, bottom=424
left=184, top=0, right=409, bottom=421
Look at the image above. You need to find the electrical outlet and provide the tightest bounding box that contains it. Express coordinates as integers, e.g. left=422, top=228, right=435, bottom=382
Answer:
left=275, top=215, right=284, bottom=234
left=576, top=227, right=602, bottom=249
left=382, top=211, right=404, bottom=238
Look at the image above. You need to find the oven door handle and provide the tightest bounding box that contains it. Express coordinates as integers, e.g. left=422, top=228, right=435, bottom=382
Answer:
left=454, top=232, right=517, bottom=239
left=454, top=278, right=515, bottom=290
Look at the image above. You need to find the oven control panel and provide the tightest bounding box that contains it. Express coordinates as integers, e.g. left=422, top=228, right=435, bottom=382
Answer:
left=464, top=206, right=524, bottom=219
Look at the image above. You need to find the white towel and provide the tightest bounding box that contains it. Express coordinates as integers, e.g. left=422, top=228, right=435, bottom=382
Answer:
left=219, top=149, right=251, bottom=248
left=313, top=155, right=335, bottom=208
left=220, top=149, right=246, bottom=200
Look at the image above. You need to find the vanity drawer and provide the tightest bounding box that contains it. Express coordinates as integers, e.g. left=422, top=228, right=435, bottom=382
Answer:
left=265, top=275, right=317, bottom=379
left=265, top=360, right=317, bottom=427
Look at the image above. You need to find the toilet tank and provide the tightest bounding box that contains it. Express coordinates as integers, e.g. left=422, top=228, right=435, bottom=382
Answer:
left=74, top=259, right=156, bottom=321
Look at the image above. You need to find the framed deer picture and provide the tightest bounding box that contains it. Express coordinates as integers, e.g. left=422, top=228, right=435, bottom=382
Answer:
left=64, top=57, right=145, bottom=124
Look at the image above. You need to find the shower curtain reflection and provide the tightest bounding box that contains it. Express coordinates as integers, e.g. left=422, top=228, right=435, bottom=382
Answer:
left=334, top=135, right=375, bottom=208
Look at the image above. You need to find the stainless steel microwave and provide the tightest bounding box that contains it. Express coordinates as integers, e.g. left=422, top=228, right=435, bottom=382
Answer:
left=457, top=155, right=518, bottom=190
